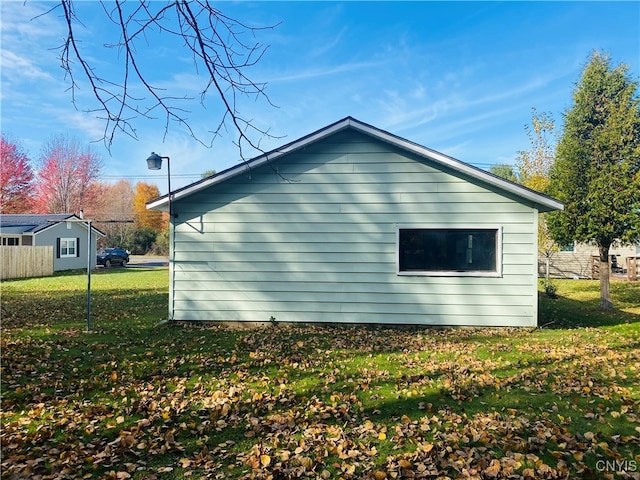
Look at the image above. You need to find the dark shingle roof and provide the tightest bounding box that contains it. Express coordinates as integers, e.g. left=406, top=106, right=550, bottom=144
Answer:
left=0, top=214, right=75, bottom=234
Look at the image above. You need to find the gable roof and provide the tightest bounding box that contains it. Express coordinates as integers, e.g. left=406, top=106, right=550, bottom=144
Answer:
left=0, top=214, right=106, bottom=237
left=147, top=116, right=563, bottom=213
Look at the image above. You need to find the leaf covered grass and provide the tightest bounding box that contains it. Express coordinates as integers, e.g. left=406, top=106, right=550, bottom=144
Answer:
left=1, top=270, right=639, bottom=479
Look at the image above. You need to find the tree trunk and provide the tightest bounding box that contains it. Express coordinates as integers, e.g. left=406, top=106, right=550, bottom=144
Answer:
left=599, top=246, right=614, bottom=310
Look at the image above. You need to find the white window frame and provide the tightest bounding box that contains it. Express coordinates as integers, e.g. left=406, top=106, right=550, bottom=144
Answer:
left=60, top=238, right=77, bottom=258
left=396, top=224, right=503, bottom=277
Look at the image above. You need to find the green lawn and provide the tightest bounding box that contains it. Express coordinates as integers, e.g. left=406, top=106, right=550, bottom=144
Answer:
left=1, top=269, right=639, bottom=479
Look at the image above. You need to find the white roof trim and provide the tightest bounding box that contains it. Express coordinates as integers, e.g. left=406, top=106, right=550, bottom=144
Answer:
left=147, top=117, right=563, bottom=213
left=39, top=214, right=107, bottom=237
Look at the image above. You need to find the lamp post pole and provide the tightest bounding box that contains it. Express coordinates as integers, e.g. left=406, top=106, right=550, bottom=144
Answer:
left=146, top=152, right=174, bottom=321
left=86, top=219, right=92, bottom=332
left=55, top=215, right=93, bottom=332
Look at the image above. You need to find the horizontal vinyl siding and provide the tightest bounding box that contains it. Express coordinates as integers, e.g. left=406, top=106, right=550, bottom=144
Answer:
left=172, top=131, right=538, bottom=326
left=35, top=223, right=93, bottom=271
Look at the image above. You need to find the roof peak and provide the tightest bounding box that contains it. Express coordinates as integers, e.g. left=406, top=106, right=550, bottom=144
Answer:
left=147, top=117, right=562, bottom=213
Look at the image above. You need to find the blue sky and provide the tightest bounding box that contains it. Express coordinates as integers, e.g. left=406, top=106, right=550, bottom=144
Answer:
left=1, top=1, right=639, bottom=194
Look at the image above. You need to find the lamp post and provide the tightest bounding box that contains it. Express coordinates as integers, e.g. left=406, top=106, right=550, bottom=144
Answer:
left=146, top=152, right=171, bottom=210
left=86, top=218, right=92, bottom=332
left=146, top=152, right=174, bottom=321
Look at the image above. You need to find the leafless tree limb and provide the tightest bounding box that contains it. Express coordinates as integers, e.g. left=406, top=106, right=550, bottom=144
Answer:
left=48, top=0, right=281, bottom=157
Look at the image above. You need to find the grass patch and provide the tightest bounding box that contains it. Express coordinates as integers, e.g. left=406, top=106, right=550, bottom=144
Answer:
left=539, top=278, right=640, bottom=328
left=1, top=270, right=639, bottom=479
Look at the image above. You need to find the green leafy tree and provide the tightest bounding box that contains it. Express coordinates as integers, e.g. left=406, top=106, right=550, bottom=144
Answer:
left=129, top=227, right=158, bottom=255
left=489, top=164, right=518, bottom=183
left=152, top=227, right=170, bottom=256
left=547, top=52, right=640, bottom=310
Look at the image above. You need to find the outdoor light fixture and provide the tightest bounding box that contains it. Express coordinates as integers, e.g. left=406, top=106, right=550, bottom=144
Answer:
left=146, top=152, right=164, bottom=171
left=146, top=152, right=173, bottom=218
left=146, top=152, right=175, bottom=321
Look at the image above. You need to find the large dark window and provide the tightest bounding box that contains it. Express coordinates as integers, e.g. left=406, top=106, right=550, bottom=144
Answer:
left=398, top=227, right=500, bottom=275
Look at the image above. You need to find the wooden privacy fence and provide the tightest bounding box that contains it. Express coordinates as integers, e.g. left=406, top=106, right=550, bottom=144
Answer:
left=1, top=246, right=54, bottom=280
left=591, top=254, right=640, bottom=281
left=627, top=256, right=639, bottom=281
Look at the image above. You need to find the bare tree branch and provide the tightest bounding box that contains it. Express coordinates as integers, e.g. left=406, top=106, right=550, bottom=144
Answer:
left=48, top=0, right=281, bottom=157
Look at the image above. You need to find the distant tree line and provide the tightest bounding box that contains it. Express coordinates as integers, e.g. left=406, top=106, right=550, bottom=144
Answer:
left=0, top=133, right=169, bottom=254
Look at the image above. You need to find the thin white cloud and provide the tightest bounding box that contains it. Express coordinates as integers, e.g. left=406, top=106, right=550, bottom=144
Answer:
left=0, top=2, right=62, bottom=84
left=308, top=26, right=348, bottom=58
left=465, top=71, right=569, bottom=110
left=411, top=83, right=426, bottom=101
left=1, top=2, right=61, bottom=36
left=1, top=49, right=54, bottom=82
left=60, top=111, right=110, bottom=144
left=266, top=60, right=385, bottom=83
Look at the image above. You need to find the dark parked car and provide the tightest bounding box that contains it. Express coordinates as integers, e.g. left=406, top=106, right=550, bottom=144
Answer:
left=97, top=247, right=130, bottom=267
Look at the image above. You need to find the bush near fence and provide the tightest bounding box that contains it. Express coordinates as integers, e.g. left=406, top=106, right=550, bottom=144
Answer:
left=1, top=246, right=53, bottom=280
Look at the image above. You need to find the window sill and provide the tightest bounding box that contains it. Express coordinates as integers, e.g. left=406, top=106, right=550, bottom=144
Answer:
left=398, top=270, right=502, bottom=278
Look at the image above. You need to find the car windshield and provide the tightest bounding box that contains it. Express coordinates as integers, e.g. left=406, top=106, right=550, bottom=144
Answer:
left=99, top=248, right=115, bottom=254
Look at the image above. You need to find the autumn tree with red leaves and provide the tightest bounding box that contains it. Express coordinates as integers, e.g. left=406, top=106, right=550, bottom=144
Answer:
left=32, top=135, right=103, bottom=214
left=0, top=135, right=34, bottom=213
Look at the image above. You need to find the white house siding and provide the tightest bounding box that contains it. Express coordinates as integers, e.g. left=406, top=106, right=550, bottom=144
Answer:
left=171, top=131, right=540, bottom=326
left=33, top=222, right=100, bottom=271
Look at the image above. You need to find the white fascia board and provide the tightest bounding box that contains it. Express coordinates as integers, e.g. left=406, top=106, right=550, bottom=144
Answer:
left=146, top=196, right=169, bottom=212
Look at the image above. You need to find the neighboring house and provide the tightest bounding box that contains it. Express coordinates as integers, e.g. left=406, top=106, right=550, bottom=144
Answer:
left=148, top=117, right=563, bottom=327
left=0, top=214, right=104, bottom=271
left=540, top=241, right=640, bottom=279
